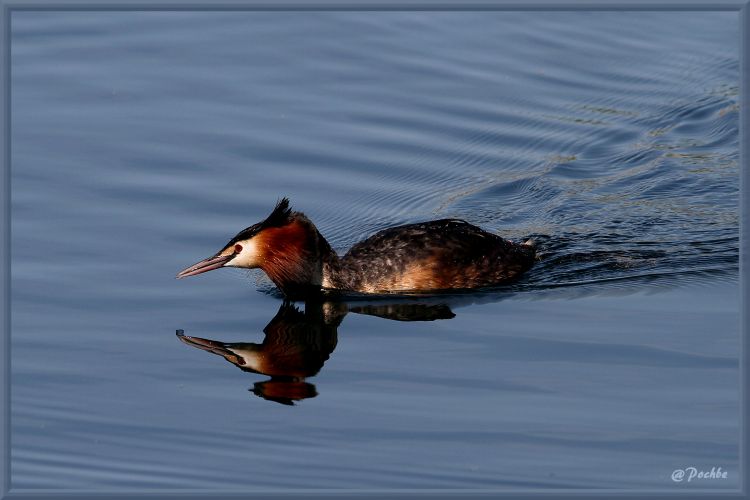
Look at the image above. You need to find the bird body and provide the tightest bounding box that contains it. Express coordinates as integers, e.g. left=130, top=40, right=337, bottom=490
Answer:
left=177, top=198, right=535, bottom=298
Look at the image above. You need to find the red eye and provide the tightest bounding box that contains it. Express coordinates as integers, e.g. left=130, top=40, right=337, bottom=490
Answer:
left=234, top=244, right=243, bottom=254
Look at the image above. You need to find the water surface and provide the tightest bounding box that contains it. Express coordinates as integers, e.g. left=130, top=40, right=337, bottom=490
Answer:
left=10, top=11, right=739, bottom=491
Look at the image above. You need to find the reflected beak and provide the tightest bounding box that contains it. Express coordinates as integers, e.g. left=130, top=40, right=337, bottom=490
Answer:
left=176, top=330, right=245, bottom=366
left=176, top=253, right=233, bottom=279
left=177, top=331, right=228, bottom=353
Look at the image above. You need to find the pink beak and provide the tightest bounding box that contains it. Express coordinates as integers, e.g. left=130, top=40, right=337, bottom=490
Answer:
left=176, top=253, right=234, bottom=279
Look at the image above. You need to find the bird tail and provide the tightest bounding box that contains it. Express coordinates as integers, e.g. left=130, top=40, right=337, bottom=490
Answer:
left=522, top=238, right=539, bottom=261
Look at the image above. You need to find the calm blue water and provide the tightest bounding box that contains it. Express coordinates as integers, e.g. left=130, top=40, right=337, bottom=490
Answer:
left=11, top=11, right=739, bottom=491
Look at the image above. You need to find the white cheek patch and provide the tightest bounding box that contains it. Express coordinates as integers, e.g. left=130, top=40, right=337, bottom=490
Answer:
left=228, top=348, right=263, bottom=372
left=226, top=239, right=260, bottom=268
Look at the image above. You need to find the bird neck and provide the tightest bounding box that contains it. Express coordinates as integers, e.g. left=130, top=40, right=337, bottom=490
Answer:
left=259, top=215, right=340, bottom=298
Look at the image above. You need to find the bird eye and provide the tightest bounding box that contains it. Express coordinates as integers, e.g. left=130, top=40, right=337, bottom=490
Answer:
left=234, top=244, right=243, bottom=254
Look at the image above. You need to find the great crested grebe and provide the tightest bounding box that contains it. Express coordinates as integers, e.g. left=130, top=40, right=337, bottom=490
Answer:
left=176, top=198, right=535, bottom=297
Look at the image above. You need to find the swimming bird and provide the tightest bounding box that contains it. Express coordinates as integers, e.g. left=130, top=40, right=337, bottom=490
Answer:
left=176, top=198, right=535, bottom=298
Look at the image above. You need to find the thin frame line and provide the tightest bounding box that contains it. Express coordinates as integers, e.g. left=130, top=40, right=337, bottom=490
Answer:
left=0, top=3, right=745, bottom=499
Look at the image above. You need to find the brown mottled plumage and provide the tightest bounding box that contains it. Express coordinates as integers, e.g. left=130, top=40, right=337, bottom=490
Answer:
left=177, top=198, right=535, bottom=298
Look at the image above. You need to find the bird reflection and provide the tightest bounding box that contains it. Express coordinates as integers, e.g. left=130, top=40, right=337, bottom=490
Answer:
left=177, top=299, right=456, bottom=405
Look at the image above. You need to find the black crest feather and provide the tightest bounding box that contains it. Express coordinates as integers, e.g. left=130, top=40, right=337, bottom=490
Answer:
left=223, top=197, right=293, bottom=250
left=261, top=197, right=292, bottom=229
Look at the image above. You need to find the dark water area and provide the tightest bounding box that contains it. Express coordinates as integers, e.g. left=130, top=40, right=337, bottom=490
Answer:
left=11, top=11, right=739, bottom=490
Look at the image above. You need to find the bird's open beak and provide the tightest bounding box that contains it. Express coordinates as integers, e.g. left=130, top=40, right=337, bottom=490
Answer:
left=176, top=253, right=233, bottom=279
